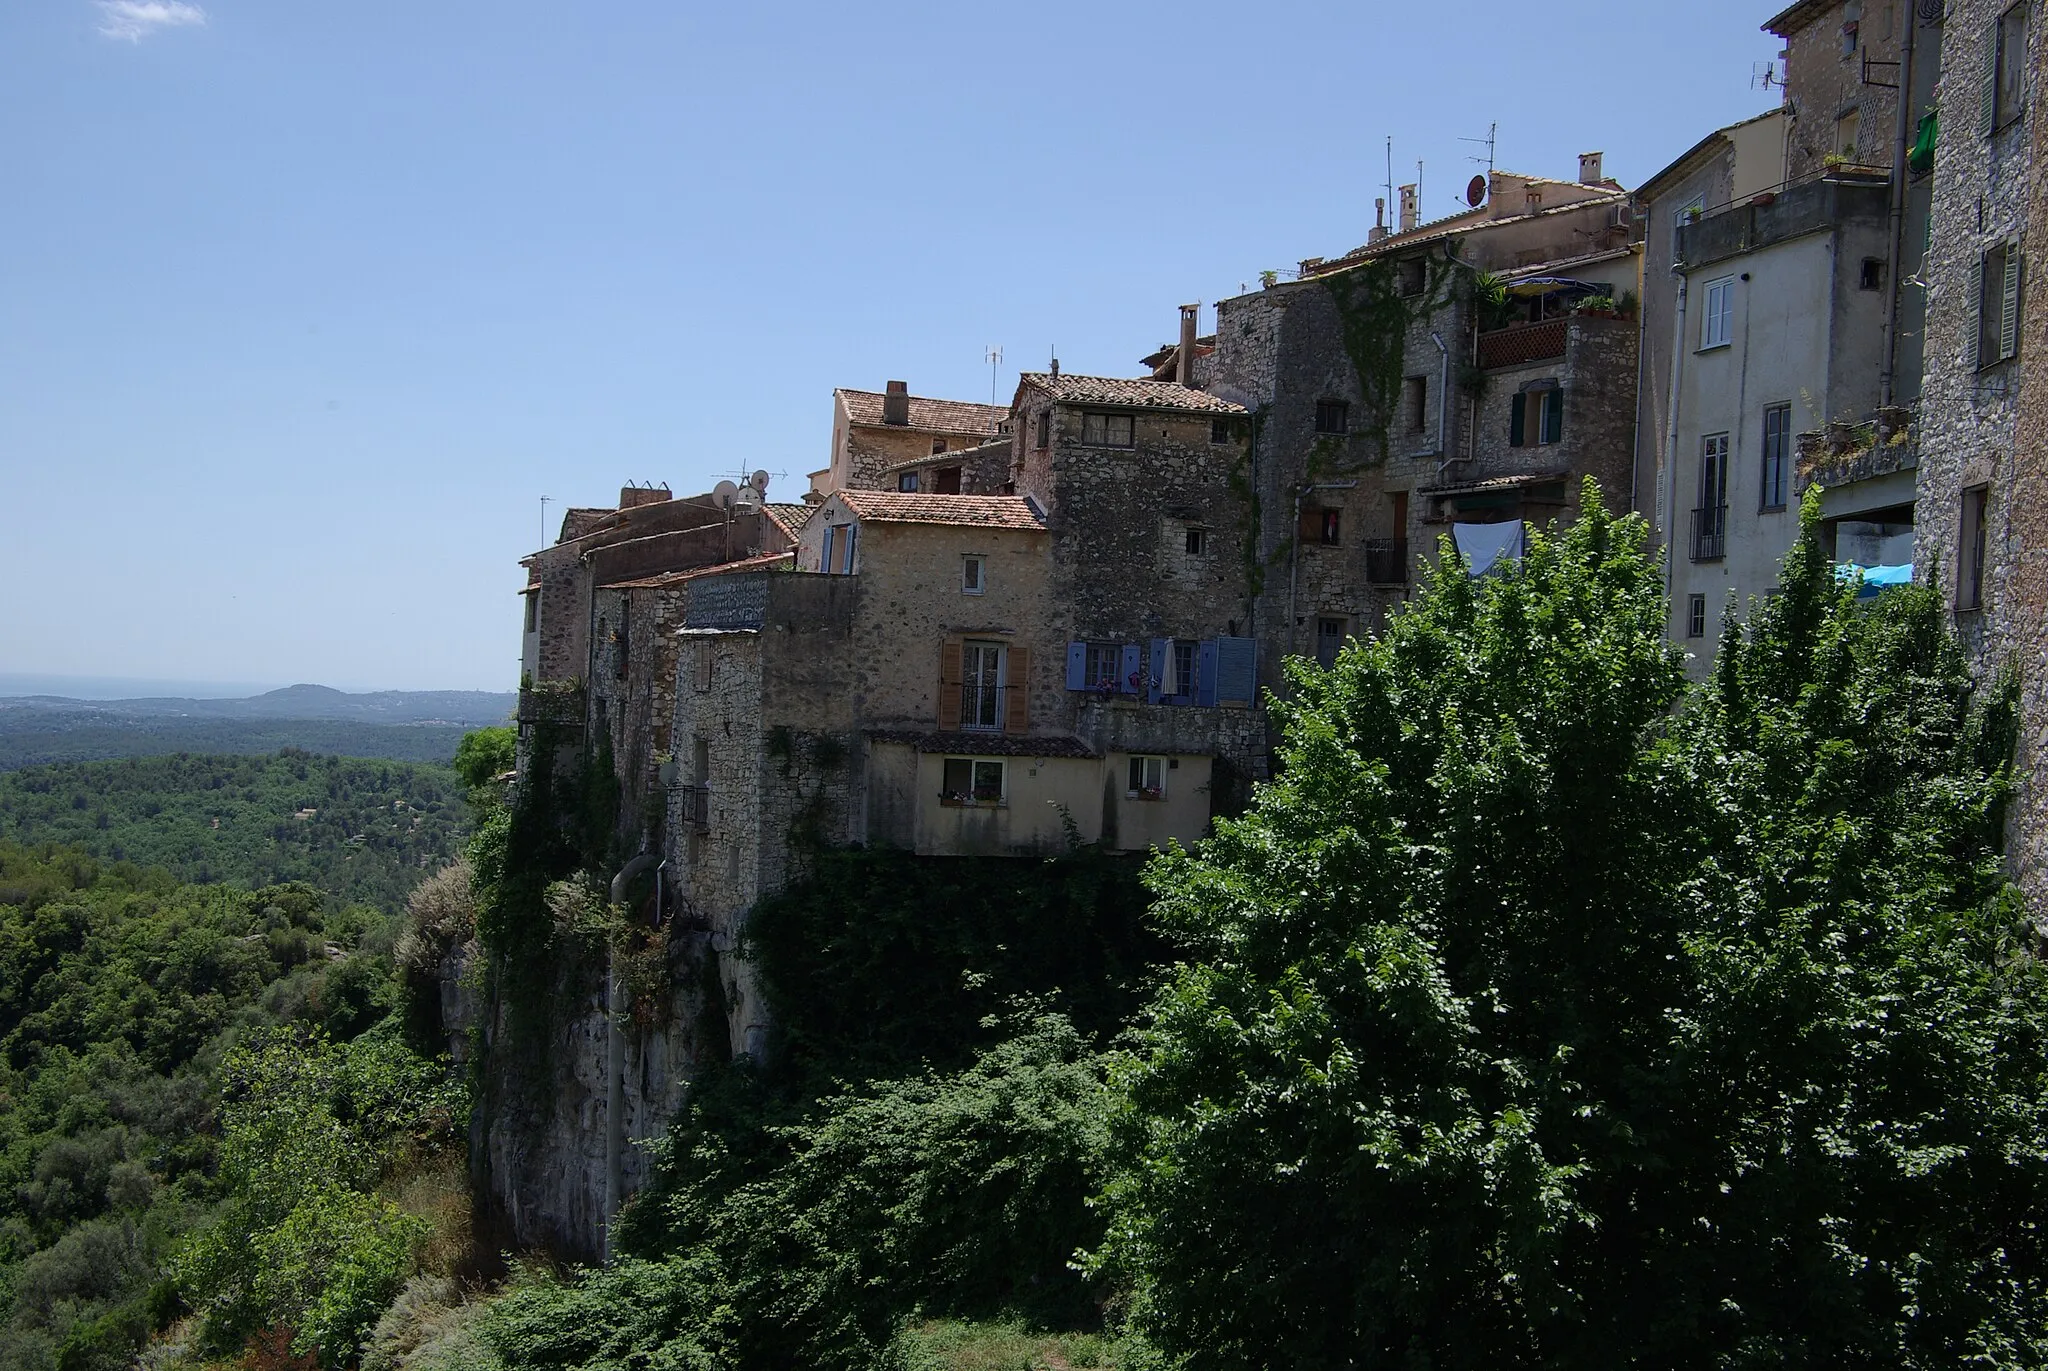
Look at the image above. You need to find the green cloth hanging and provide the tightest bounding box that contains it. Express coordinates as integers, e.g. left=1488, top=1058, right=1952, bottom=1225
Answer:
left=1908, top=109, right=1937, bottom=175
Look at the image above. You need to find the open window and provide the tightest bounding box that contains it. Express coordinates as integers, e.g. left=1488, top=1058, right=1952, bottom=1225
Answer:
left=941, top=758, right=1006, bottom=805
left=1126, top=755, right=1166, bottom=801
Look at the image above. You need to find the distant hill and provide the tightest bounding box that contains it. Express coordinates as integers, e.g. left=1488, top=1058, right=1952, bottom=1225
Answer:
left=0, top=750, right=471, bottom=909
left=0, top=686, right=514, bottom=770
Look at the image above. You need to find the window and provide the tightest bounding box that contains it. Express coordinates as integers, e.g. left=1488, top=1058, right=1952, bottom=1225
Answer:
left=1397, top=259, right=1426, bottom=295
left=1406, top=376, right=1428, bottom=433
left=961, top=555, right=985, bottom=595
left=1761, top=404, right=1791, bottom=510
left=1315, top=617, right=1347, bottom=669
left=1127, top=755, right=1166, bottom=800
left=1084, top=641, right=1122, bottom=691
left=1172, top=640, right=1197, bottom=699
left=1081, top=412, right=1135, bottom=447
left=1976, top=242, right=2022, bottom=368
left=1296, top=507, right=1342, bottom=546
left=1185, top=527, right=1209, bottom=556
left=1692, top=433, right=1730, bottom=562
left=1510, top=387, right=1563, bottom=447
left=1536, top=388, right=1563, bottom=445
left=898, top=472, right=920, bottom=492
left=931, top=438, right=949, bottom=455
left=823, top=523, right=858, bottom=573
left=1686, top=594, right=1707, bottom=639
left=932, top=466, right=963, bottom=494
left=960, top=641, right=1006, bottom=730
left=694, top=643, right=714, bottom=692
left=1842, top=18, right=1859, bottom=56
left=1836, top=108, right=1860, bottom=160
left=1034, top=410, right=1052, bottom=449
left=1960, top=485, right=1989, bottom=610
left=1992, top=4, right=2028, bottom=132
left=1675, top=196, right=1704, bottom=229
left=1701, top=277, right=1735, bottom=349
left=523, top=592, right=537, bottom=632
left=1314, top=398, right=1350, bottom=434
left=1211, top=417, right=1235, bottom=444
left=1860, top=257, right=1885, bottom=290
left=941, top=757, right=1006, bottom=804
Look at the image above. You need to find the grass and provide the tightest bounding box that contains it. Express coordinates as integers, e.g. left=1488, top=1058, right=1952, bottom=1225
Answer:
left=895, top=1319, right=1125, bottom=1371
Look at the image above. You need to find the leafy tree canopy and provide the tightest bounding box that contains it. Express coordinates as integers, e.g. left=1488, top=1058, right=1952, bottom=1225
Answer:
left=1095, top=484, right=2048, bottom=1370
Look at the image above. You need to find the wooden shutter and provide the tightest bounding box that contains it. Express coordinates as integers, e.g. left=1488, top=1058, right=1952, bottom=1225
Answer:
left=2000, top=247, right=2022, bottom=361
left=1981, top=18, right=2001, bottom=137
left=937, top=640, right=963, bottom=731
left=1509, top=392, right=1527, bottom=447
left=1003, top=646, right=1029, bottom=734
left=1543, top=387, right=1564, bottom=444
left=1297, top=506, right=1322, bottom=542
left=1969, top=255, right=1987, bottom=371
left=695, top=644, right=714, bottom=692
left=1215, top=636, right=1257, bottom=707
left=1065, top=642, right=1088, bottom=691
left=1196, top=639, right=1220, bottom=707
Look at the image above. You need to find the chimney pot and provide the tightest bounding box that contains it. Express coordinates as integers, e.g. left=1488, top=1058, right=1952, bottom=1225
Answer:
left=1398, top=184, right=1419, bottom=234
left=881, top=380, right=910, bottom=425
left=1578, top=151, right=1605, bottom=185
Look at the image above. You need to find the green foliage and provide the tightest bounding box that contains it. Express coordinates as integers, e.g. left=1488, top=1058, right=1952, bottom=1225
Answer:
left=0, top=843, right=442, bottom=1371
left=0, top=720, right=477, bottom=772
left=0, top=751, right=469, bottom=910
left=1319, top=251, right=1465, bottom=465
left=176, top=1024, right=462, bottom=1367
left=450, top=730, right=516, bottom=813
left=1094, top=483, right=2048, bottom=1369
left=492, top=1016, right=1112, bottom=1371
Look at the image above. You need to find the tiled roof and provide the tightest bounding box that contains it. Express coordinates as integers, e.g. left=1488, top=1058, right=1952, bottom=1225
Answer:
left=559, top=508, right=614, bottom=541
left=1016, top=373, right=1246, bottom=414
left=599, top=551, right=793, bottom=590
left=837, top=388, right=1008, bottom=434
left=876, top=438, right=1011, bottom=478
left=763, top=503, right=817, bottom=538
left=868, top=730, right=1097, bottom=759
left=1762, top=0, right=1831, bottom=37
left=1419, top=471, right=1571, bottom=497
left=837, top=491, right=1047, bottom=530
left=1300, top=178, right=1629, bottom=278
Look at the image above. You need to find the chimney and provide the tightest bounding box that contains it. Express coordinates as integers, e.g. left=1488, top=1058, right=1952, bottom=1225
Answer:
left=1398, top=184, right=1419, bottom=233
left=1050, top=356, right=1060, bottom=379
left=1578, top=151, right=1605, bottom=185
left=1369, top=196, right=1388, bottom=245
left=1176, top=303, right=1200, bottom=387
left=618, top=483, right=672, bottom=509
left=881, top=380, right=910, bottom=425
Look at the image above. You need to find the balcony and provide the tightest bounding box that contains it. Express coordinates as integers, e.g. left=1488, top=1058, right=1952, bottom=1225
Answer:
left=517, top=681, right=585, bottom=727
left=1363, top=538, right=1409, bottom=585
left=675, top=783, right=710, bottom=831
left=1477, top=319, right=1567, bottom=370
left=1690, top=505, right=1727, bottom=563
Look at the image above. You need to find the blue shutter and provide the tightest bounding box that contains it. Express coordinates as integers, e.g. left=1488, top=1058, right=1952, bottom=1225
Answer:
left=1215, top=636, right=1257, bottom=706
left=1065, top=642, right=1088, bottom=691
left=1543, top=387, right=1564, bottom=444
left=1119, top=643, right=1143, bottom=695
left=820, top=526, right=835, bottom=573
left=1147, top=640, right=1170, bottom=704
left=1196, top=640, right=1220, bottom=707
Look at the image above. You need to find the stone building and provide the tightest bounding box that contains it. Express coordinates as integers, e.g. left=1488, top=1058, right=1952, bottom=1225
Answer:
left=1201, top=158, right=1642, bottom=691
left=1914, top=0, right=2043, bottom=894
left=807, top=381, right=1010, bottom=499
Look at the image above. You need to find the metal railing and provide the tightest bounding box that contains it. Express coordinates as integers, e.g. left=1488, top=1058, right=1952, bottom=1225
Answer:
left=1690, top=505, right=1728, bottom=562
left=1363, top=538, right=1409, bottom=585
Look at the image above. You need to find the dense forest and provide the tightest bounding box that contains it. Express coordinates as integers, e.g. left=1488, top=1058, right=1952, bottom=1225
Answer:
left=0, top=753, right=470, bottom=910
left=0, top=720, right=476, bottom=772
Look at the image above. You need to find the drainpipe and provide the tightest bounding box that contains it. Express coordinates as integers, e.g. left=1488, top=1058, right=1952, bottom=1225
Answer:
left=603, top=850, right=662, bottom=1262
left=1430, top=333, right=1452, bottom=463
left=1662, top=275, right=1691, bottom=599
left=1879, top=10, right=1919, bottom=406
left=1285, top=479, right=1360, bottom=671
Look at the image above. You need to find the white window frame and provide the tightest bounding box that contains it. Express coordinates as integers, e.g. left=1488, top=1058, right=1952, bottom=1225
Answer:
left=1126, top=755, right=1166, bottom=801
left=962, top=554, right=986, bottom=595
left=960, top=640, right=1007, bottom=732
left=1171, top=640, right=1197, bottom=699
left=1701, top=277, right=1735, bottom=350
left=1674, top=196, right=1705, bottom=229
left=941, top=757, right=1007, bottom=805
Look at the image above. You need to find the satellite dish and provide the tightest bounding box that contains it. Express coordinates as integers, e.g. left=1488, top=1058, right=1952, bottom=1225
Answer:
left=749, top=469, right=771, bottom=493
left=712, top=480, right=739, bottom=509
left=1466, top=175, right=1488, bottom=208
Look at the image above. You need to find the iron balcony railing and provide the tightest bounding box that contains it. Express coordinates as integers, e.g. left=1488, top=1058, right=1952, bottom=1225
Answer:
left=1691, top=505, right=1728, bottom=562
left=1363, top=538, right=1409, bottom=585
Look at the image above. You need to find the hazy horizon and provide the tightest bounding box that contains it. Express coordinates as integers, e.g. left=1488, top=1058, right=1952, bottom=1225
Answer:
left=0, top=673, right=515, bottom=701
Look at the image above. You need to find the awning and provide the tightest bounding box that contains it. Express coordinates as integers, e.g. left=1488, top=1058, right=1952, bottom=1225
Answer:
left=1835, top=562, right=1913, bottom=598
left=1453, top=521, right=1526, bottom=577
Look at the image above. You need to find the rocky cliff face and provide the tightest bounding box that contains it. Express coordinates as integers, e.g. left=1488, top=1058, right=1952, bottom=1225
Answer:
left=445, top=931, right=725, bottom=1261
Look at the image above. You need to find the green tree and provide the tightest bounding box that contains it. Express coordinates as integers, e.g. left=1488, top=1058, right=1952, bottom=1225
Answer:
left=451, top=728, right=517, bottom=814
left=1094, top=486, right=2048, bottom=1369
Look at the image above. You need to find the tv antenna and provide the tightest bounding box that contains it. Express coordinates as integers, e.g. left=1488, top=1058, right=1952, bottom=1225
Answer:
left=539, top=495, right=553, bottom=546
left=985, top=345, right=1004, bottom=407
left=1751, top=60, right=1782, bottom=90
left=1460, top=122, right=1499, bottom=176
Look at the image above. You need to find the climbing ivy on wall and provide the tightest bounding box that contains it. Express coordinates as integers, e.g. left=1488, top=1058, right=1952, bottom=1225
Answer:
left=1317, top=248, right=1471, bottom=469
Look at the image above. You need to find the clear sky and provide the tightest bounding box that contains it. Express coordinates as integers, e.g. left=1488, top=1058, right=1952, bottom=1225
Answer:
left=0, top=0, right=1782, bottom=693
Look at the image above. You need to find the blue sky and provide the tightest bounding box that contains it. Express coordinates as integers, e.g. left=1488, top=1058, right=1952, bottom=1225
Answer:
left=0, top=1, right=1781, bottom=693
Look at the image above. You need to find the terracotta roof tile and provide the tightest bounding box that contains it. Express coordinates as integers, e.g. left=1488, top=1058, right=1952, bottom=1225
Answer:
left=837, top=388, right=1008, bottom=434
left=876, top=438, right=1012, bottom=477
left=867, top=729, right=1097, bottom=759
left=1016, top=373, right=1246, bottom=414
left=763, top=503, right=817, bottom=538
left=599, top=551, right=793, bottom=590
left=837, top=491, right=1047, bottom=530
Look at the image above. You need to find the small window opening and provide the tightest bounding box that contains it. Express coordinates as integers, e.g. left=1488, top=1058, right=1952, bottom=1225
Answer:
left=1686, top=594, right=1707, bottom=639
left=1314, top=398, right=1351, bottom=434
left=962, top=555, right=985, bottom=595
left=1127, top=755, right=1166, bottom=800
left=1960, top=485, right=1989, bottom=610
left=1860, top=257, right=1884, bottom=290
left=931, top=437, right=948, bottom=455
left=1316, top=617, right=1347, bottom=669
left=1405, top=376, right=1428, bottom=433
left=1185, top=527, right=1209, bottom=556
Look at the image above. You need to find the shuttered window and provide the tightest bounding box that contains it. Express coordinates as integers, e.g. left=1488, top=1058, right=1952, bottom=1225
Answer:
left=1509, top=392, right=1527, bottom=447
left=1975, top=242, right=2023, bottom=369
left=1701, top=277, right=1735, bottom=348
left=1081, top=412, right=1135, bottom=447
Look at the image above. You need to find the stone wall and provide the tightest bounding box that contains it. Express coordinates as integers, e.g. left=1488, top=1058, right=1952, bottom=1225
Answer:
left=1777, top=0, right=1904, bottom=181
